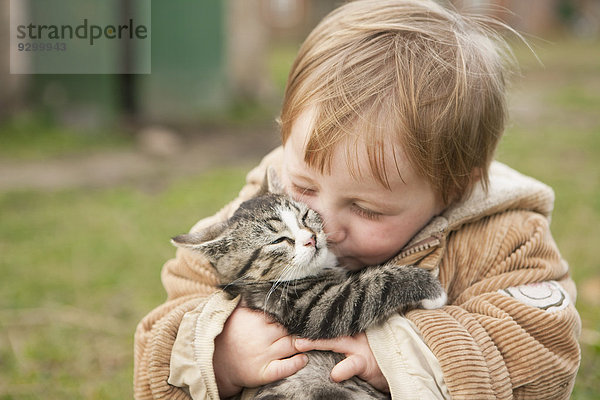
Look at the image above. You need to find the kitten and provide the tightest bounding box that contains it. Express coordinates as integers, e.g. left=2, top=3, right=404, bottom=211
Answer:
left=172, top=173, right=446, bottom=399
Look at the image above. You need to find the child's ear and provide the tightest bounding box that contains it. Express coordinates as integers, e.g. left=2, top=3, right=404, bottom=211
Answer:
left=171, top=221, right=230, bottom=263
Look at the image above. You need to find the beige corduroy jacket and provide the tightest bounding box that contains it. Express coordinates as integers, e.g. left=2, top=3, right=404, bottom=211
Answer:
left=134, top=147, right=581, bottom=399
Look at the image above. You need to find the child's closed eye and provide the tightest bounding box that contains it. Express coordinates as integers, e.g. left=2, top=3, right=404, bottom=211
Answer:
left=351, top=203, right=383, bottom=221
left=291, top=183, right=317, bottom=196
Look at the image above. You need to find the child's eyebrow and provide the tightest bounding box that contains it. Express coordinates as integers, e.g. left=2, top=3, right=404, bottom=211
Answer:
left=288, top=171, right=316, bottom=184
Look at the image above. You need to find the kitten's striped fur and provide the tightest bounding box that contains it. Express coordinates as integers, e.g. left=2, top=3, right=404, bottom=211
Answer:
left=172, top=182, right=446, bottom=399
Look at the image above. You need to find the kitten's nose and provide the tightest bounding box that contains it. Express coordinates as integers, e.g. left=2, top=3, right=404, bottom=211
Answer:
left=303, top=234, right=316, bottom=247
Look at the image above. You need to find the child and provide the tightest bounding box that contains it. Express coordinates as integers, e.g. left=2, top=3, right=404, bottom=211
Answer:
left=134, top=0, right=581, bottom=398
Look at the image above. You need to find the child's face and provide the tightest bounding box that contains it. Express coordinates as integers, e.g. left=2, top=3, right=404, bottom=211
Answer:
left=281, top=109, right=445, bottom=271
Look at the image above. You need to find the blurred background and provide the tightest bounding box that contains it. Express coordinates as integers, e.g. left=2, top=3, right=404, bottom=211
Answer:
left=0, top=0, right=598, bottom=398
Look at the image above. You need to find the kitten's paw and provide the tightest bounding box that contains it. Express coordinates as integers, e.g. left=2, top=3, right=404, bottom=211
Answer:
left=420, top=290, right=447, bottom=310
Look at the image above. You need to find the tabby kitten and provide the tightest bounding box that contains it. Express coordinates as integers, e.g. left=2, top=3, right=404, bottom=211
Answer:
left=172, top=177, right=446, bottom=399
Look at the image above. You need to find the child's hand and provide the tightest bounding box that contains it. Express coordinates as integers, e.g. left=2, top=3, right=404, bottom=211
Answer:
left=294, top=333, right=389, bottom=393
left=213, top=305, right=308, bottom=397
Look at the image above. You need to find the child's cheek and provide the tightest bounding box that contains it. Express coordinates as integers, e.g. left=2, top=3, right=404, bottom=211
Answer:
left=354, top=222, right=411, bottom=260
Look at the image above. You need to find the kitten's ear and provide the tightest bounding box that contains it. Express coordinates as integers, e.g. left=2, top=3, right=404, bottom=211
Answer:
left=256, top=167, right=284, bottom=197
left=171, top=221, right=230, bottom=262
left=260, top=166, right=285, bottom=195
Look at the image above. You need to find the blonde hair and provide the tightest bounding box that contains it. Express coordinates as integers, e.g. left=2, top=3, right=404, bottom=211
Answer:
left=279, top=0, right=517, bottom=205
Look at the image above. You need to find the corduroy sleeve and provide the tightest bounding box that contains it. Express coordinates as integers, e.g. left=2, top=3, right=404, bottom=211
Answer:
left=406, top=210, right=581, bottom=400
left=133, top=148, right=281, bottom=399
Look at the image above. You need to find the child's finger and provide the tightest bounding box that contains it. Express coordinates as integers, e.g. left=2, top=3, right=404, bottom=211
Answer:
left=294, top=337, right=347, bottom=353
left=330, top=354, right=366, bottom=383
left=261, top=353, right=309, bottom=383
left=270, top=334, right=300, bottom=358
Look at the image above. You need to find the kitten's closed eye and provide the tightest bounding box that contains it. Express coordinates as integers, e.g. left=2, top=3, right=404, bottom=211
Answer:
left=270, top=237, right=293, bottom=245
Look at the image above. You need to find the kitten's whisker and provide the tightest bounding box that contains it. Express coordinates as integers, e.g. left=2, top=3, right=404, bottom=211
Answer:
left=266, top=275, right=287, bottom=306
left=266, top=262, right=300, bottom=306
left=220, top=272, right=255, bottom=292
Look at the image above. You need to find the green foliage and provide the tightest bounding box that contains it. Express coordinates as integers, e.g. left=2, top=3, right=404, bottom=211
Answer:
left=268, top=43, right=299, bottom=92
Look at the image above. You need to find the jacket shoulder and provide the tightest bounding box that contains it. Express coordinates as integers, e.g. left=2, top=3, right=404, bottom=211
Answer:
left=443, top=209, right=569, bottom=304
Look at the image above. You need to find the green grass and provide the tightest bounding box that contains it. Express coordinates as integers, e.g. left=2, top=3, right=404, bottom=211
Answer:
left=0, top=112, right=132, bottom=160
left=0, top=37, right=598, bottom=399
left=497, top=38, right=600, bottom=400
left=0, top=168, right=248, bottom=399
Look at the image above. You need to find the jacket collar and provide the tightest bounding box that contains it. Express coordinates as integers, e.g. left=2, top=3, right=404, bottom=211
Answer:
left=394, top=161, right=555, bottom=264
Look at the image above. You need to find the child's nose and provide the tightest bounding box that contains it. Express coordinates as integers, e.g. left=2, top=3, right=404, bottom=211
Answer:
left=322, top=217, right=346, bottom=244
left=306, top=199, right=346, bottom=244
left=325, top=228, right=346, bottom=244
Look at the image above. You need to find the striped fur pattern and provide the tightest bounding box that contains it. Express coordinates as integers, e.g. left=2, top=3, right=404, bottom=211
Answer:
left=172, top=192, right=446, bottom=399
